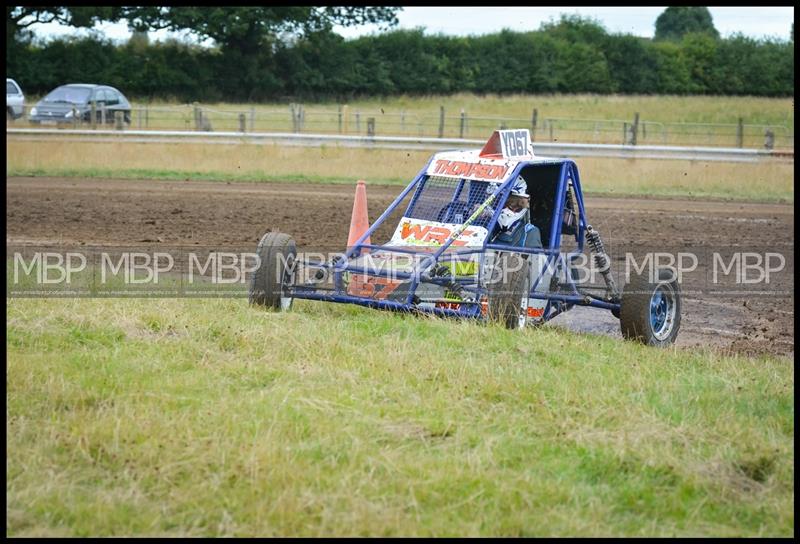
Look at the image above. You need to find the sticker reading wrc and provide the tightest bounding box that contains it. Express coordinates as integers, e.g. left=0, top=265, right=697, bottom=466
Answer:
left=388, top=218, right=489, bottom=248
left=391, top=218, right=488, bottom=247
left=400, top=222, right=463, bottom=246
left=432, top=160, right=509, bottom=181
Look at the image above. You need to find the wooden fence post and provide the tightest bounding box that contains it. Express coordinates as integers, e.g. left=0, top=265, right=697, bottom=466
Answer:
left=764, top=129, right=775, bottom=150
left=338, top=105, right=343, bottom=134
left=367, top=117, right=375, bottom=137
left=91, top=101, right=97, bottom=130
left=438, top=105, right=445, bottom=138
left=299, top=104, right=304, bottom=132
left=531, top=108, right=538, bottom=141
left=239, top=113, right=246, bottom=132
left=736, top=118, right=744, bottom=148
left=631, top=112, right=640, bottom=145
left=459, top=109, right=466, bottom=139
left=250, top=107, right=255, bottom=131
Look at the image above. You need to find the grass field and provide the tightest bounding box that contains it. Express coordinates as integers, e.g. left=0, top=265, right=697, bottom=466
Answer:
left=20, top=92, right=793, bottom=126
left=12, top=93, right=794, bottom=147
left=6, top=296, right=794, bottom=536
left=6, top=91, right=795, bottom=536
left=6, top=141, right=794, bottom=202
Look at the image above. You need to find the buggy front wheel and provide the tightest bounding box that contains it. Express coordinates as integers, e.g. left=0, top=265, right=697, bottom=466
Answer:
left=619, top=268, right=681, bottom=346
left=249, top=231, right=296, bottom=310
left=486, top=251, right=530, bottom=330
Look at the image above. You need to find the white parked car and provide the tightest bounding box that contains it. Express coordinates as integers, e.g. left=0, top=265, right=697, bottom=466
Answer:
left=7, top=78, right=25, bottom=120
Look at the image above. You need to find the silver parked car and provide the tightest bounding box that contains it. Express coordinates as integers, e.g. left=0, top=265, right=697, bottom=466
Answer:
left=28, top=83, right=131, bottom=125
left=6, top=78, right=25, bottom=120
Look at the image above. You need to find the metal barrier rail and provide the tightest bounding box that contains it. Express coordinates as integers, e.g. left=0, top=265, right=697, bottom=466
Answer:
left=7, top=128, right=793, bottom=163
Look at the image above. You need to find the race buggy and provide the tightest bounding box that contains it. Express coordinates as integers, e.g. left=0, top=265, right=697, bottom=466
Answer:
left=249, top=129, right=682, bottom=346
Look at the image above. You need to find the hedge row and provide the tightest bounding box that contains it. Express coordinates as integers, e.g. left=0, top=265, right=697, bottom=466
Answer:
left=7, top=25, right=793, bottom=101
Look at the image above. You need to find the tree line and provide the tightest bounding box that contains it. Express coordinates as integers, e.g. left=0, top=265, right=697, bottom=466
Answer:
left=7, top=15, right=793, bottom=101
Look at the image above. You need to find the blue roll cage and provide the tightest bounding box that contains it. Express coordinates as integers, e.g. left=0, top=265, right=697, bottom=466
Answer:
left=290, top=154, right=621, bottom=321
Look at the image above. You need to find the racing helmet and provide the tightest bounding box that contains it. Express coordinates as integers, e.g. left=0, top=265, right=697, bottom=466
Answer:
left=510, top=175, right=529, bottom=198
left=497, top=175, right=530, bottom=230
left=497, top=176, right=529, bottom=230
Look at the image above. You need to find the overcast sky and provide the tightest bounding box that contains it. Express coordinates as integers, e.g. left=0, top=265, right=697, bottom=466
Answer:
left=25, top=6, right=795, bottom=44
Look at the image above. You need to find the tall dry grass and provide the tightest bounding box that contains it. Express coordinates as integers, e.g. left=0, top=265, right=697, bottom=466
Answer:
left=6, top=140, right=794, bottom=201
left=12, top=93, right=794, bottom=147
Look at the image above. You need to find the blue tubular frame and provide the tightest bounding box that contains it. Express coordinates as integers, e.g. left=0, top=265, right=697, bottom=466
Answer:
left=293, top=289, right=483, bottom=319
left=290, top=156, right=621, bottom=319
left=342, top=157, right=433, bottom=261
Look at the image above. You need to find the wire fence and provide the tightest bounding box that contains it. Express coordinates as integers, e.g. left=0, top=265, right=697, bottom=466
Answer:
left=7, top=103, right=794, bottom=150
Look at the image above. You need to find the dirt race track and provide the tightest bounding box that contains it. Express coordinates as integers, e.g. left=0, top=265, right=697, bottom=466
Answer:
left=6, top=176, right=795, bottom=358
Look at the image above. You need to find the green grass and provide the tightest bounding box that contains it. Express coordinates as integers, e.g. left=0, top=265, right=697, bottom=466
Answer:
left=7, top=296, right=794, bottom=536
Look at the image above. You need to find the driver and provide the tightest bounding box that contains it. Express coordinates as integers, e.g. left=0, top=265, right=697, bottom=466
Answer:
left=490, top=176, right=542, bottom=249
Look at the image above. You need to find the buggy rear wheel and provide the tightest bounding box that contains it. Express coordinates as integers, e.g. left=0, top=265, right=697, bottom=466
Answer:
left=486, top=252, right=530, bottom=330
left=249, top=231, right=296, bottom=310
left=620, top=267, right=681, bottom=346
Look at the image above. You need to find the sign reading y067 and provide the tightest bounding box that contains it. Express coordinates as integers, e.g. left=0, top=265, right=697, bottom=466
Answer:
left=499, top=129, right=531, bottom=158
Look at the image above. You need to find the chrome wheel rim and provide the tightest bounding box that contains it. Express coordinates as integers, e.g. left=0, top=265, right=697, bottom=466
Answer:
left=650, top=283, right=677, bottom=340
left=280, top=255, right=295, bottom=311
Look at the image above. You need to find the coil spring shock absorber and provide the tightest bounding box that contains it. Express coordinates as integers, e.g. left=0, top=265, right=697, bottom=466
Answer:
left=586, top=225, right=620, bottom=300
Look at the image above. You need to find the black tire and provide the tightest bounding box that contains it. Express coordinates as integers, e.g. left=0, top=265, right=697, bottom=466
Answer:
left=486, top=251, right=530, bottom=330
left=249, top=231, right=297, bottom=310
left=620, top=267, right=681, bottom=346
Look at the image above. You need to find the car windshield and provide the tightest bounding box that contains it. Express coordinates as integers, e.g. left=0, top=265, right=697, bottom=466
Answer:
left=7, top=81, right=19, bottom=94
left=43, top=86, right=91, bottom=104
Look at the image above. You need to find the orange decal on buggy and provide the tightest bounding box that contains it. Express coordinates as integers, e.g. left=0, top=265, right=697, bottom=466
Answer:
left=401, top=222, right=431, bottom=241
left=347, top=274, right=402, bottom=300
left=527, top=307, right=544, bottom=318
left=432, top=160, right=508, bottom=181
left=399, top=221, right=476, bottom=247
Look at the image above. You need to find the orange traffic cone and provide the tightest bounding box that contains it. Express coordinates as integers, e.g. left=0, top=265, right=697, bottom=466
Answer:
left=347, top=180, right=371, bottom=249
